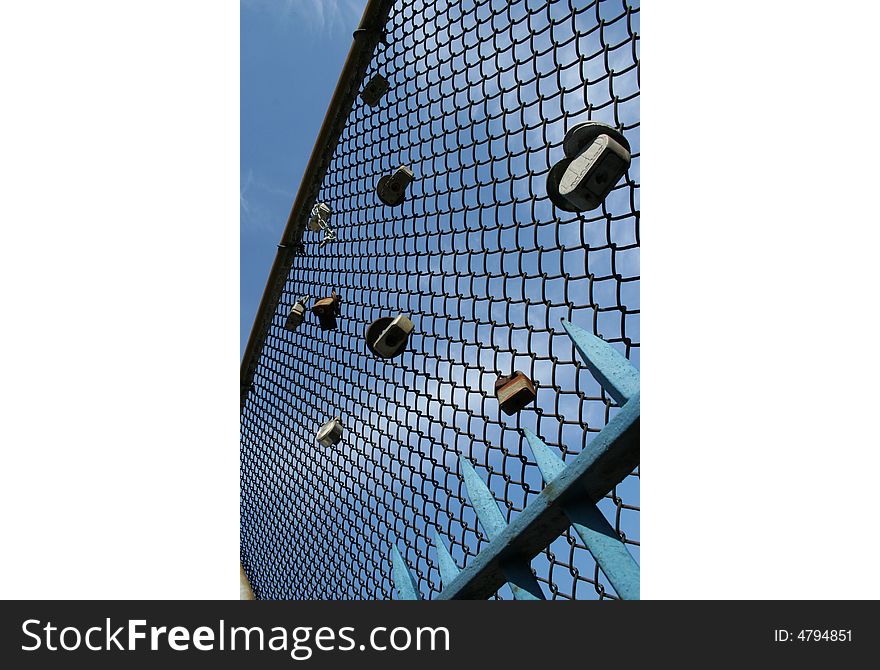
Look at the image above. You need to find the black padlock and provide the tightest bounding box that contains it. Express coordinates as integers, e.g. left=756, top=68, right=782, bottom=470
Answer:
left=495, top=372, right=537, bottom=415
left=360, top=74, right=389, bottom=107
left=312, top=290, right=341, bottom=331
left=366, top=314, right=414, bottom=359
left=546, top=122, right=631, bottom=212
left=376, top=166, right=414, bottom=206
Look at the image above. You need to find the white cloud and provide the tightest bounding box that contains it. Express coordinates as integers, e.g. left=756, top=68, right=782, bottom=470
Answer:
left=240, top=167, right=293, bottom=233
left=242, top=0, right=363, bottom=36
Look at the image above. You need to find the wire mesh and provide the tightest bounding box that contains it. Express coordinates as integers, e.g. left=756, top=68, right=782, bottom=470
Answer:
left=241, top=0, right=639, bottom=600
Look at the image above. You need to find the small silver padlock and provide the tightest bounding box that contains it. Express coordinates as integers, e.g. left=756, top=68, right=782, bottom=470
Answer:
left=316, top=416, right=343, bottom=447
left=308, top=202, right=332, bottom=232
left=284, top=296, right=309, bottom=332
left=376, top=166, right=414, bottom=206
left=360, top=74, right=389, bottom=107
left=366, top=314, right=414, bottom=359
left=546, top=122, right=631, bottom=212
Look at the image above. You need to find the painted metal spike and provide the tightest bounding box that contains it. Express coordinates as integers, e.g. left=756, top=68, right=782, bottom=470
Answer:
left=458, top=456, right=507, bottom=540
left=432, top=532, right=461, bottom=585
left=390, top=544, right=421, bottom=600
left=521, top=427, right=567, bottom=483
left=522, top=427, right=640, bottom=600
left=563, top=498, right=640, bottom=600
left=438, top=396, right=638, bottom=600
left=500, top=561, right=545, bottom=600
left=458, top=456, right=546, bottom=600
left=561, top=319, right=639, bottom=405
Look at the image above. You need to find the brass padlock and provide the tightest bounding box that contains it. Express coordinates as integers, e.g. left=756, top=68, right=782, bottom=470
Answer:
left=360, top=74, right=389, bottom=107
left=316, top=416, right=343, bottom=447
left=495, top=372, right=537, bottom=415
left=366, top=314, right=414, bottom=359
left=546, top=122, right=631, bottom=212
left=376, top=166, right=414, bottom=206
left=284, top=296, right=309, bottom=332
left=312, top=290, right=341, bottom=331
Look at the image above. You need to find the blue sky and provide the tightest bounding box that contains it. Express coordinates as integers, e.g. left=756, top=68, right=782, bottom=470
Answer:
left=241, top=0, right=364, bottom=355
left=241, top=0, right=640, bottom=600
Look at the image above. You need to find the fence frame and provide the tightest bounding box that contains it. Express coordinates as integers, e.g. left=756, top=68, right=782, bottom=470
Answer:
left=241, top=0, right=640, bottom=600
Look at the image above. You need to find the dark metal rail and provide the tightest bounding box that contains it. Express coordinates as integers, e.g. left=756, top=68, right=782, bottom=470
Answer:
left=240, top=0, right=396, bottom=404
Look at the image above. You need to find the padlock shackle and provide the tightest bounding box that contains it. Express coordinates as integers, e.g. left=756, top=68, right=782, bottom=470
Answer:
left=562, top=121, right=630, bottom=158
left=366, top=315, right=412, bottom=359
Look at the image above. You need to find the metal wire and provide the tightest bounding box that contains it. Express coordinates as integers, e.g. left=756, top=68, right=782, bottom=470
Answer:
left=241, top=0, right=639, bottom=600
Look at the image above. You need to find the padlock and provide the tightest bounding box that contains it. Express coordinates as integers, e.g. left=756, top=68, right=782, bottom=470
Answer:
left=316, top=416, right=343, bottom=447
left=307, top=202, right=331, bottom=232
left=366, top=314, right=414, bottom=359
left=312, top=290, right=341, bottom=330
left=376, top=166, right=414, bottom=206
left=546, top=122, right=631, bottom=212
left=284, top=296, right=309, bottom=332
left=360, top=73, right=389, bottom=107
left=495, top=372, right=537, bottom=415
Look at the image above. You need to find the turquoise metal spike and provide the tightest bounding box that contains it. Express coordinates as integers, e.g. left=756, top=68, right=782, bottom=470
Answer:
left=437, top=395, right=638, bottom=600
left=563, top=498, right=639, bottom=600
left=458, top=456, right=546, bottom=600
left=432, top=532, right=461, bottom=585
left=390, top=543, right=421, bottom=600
left=458, top=456, right=506, bottom=540
left=521, top=427, right=567, bottom=482
left=500, top=561, right=545, bottom=600
left=561, top=319, right=639, bottom=405
left=522, top=427, right=640, bottom=600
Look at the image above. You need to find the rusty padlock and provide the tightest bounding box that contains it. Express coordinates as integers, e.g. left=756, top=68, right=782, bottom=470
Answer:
left=316, top=416, right=343, bottom=447
left=376, top=166, right=414, bottom=206
left=284, top=296, right=309, bottom=332
left=366, top=314, right=414, bottom=359
left=495, top=372, right=537, bottom=415
left=546, top=121, right=631, bottom=212
left=360, top=73, right=389, bottom=106
left=312, top=290, right=341, bottom=331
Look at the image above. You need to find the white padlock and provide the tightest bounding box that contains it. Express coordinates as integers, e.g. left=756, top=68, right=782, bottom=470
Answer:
left=307, top=202, right=332, bottom=232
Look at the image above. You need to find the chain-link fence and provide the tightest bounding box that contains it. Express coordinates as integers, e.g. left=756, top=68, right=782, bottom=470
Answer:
left=241, top=0, right=639, bottom=600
